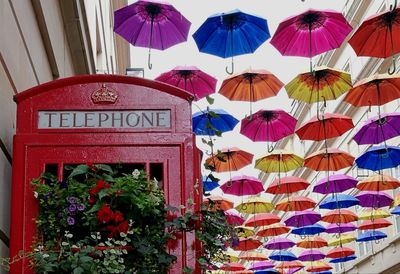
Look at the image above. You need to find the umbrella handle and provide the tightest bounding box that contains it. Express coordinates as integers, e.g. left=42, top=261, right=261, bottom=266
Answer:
left=391, top=0, right=398, bottom=11
left=388, top=56, right=396, bottom=75
left=148, top=48, right=153, bottom=70
left=267, top=143, right=274, bottom=153
left=226, top=57, right=234, bottom=75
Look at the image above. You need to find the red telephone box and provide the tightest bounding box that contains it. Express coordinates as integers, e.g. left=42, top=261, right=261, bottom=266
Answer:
left=10, top=75, right=202, bottom=273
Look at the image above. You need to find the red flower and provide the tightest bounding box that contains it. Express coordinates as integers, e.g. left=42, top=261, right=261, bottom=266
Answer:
left=89, top=180, right=111, bottom=197
left=88, top=195, right=96, bottom=205
left=97, top=204, right=114, bottom=223
left=166, top=212, right=177, bottom=222
left=118, top=221, right=129, bottom=234
left=86, top=162, right=97, bottom=172
left=114, top=211, right=124, bottom=223
left=106, top=225, right=118, bottom=238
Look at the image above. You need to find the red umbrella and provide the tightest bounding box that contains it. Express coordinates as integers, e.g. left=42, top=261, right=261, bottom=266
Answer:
left=275, top=196, right=316, bottom=211
left=220, top=175, right=264, bottom=196
left=358, top=218, right=392, bottom=230
left=220, top=262, right=246, bottom=271
left=326, top=247, right=355, bottom=258
left=304, top=148, right=354, bottom=171
left=321, top=209, right=358, bottom=223
left=266, top=176, right=309, bottom=194
left=232, top=237, right=262, bottom=251
left=244, top=213, right=281, bottom=227
left=256, top=223, right=290, bottom=237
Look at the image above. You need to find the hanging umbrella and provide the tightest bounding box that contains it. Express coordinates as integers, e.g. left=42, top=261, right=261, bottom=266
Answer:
left=284, top=210, right=321, bottom=227
left=391, top=206, right=400, bottom=214
left=203, top=195, right=234, bottom=211
left=359, top=208, right=391, bottom=220
left=264, top=237, right=296, bottom=250
left=327, top=234, right=356, bottom=246
left=310, top=272, right=332, bottom=274
left=313, top=174, right=357, bottom=194
left=155, top=66, right=217, bottom=100
left=285, top=66, right=352, bottom=103
left=235, top=197, right=274, bottom=214
left=205, top=147, right=253, bottom=173
left=296, top=236, right=328, bottom=248
left=239, top=252, right=268, bottom=261
left=319, top=194, right=359, bottom=209
left=275, top=261, right=304, bottom=269
left=114, top=0, right=191, bottom=69
left=298, top=250, right=326, bottom=262
left=353, top=113, right=400, bottom=145
left=266, top=176, right=309, bottom=194
left=224, top=209, right=245, bottom=226
left=291, top=224, right=326, bottom=236
left=344, top=74, right=400, bottom=116
left=235, top=226, right=255, bottom=237
left=325, top=223, right=357, bottom=234
left=193, top=109, right=239, bottom=136
left=393, top=192, right=400, bottom=207
left=220, top=175, right=264, bottom=196
left=304, top=148, right=354, bottom=171
left=305, top=261, right=332, bottom=272
left=220, top=69, right=284, bottom=115
left=321, top=209, right=358, bottom=223
left=193, top=10, right=270, bottom=74
left=355, top=191, right=394, bottom=208
left=220, top=262, right=246, bottom=271
left=254, top=269, right=279, bottom=274
left=244, top=213, right=281, bottom=227
left=348, top=3, right=400, bottom=74
left=215, top=250, right=240, bottom=263
left=329, top=255, right=357, bottom=264
left=296, top=113, right=354, bottom=141
left=249, top=261, right=275, bottom=271
left=270, top=9, right=352, bottom=72
left=269, top=250, right=297, bottom=261
left=256, top=223, right=290, bottom=237
left=202, top=175, right=219, bottom=192
left=356, top=230, right=387, bottom=242
left=275, top=196, right=316, bottom=211
left=356, top=145, right=400, bottom=171
left=255, top=150, right=304, bottom=174
left=240, top=109, right=296, bottom=144
left=232, top=237, right=262, bottom=251
left=357, top=174, right=400, bottom=191
left=358, top=218, right=392, bottom=230
left=326, top=247, right=355, bottom=259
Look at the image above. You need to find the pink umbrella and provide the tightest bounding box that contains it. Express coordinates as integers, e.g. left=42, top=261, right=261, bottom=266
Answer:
left=220, top=175, right=264, bottom=196
left=265, top=237, right=296, bottom=250
left=325, top=223, right=357, bottom=234
left=270, top=9, right=352, bottom=72
left=284, top=210, right=321, bottom=227
left=155, top=65, right=217, bottom=100
left=249, top=261, right=275, bottom=271
left=224, top=209, right=245, bottom=226
left=298, top=250, right=326, bottom=261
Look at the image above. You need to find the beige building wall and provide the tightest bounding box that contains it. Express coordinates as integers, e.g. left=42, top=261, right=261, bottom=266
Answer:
left=0, top=0, right=129, bottom=268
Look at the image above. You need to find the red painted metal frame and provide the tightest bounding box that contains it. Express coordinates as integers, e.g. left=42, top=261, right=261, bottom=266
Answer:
left=10, top=75, right=202, bottom=273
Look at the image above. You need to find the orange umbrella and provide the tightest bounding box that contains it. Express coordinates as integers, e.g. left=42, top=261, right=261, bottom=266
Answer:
left=357, top=174, right=400, bottom=191
left=275, top=261, right=304, bottom=269
left=232, top=237, right=262, bottom=251
left=205, top=147, right=253, bottom=173
left=326, top=247, right=355, bottom=258
left=296, top=236, right=328, bottom=249
left=266, top=176, right=309, bottom=194
left=203, top=196, right=234, bottom=211
left=219, top=68, right=284, bottom=115
left=244, top=213, right=281, bottom=227
left=322, top=209, right=358, bottom=223
left=304, top=148, right=354, bottom=171
left=256, top=223, right=290, bottom=237
left=305, top=261, right=332, bottom=272
left=239, top=252, right=268, bottom=261
left=275, top=196, right=316, bottom=211
left=358, top=218, right=392, bottom=230
left=220, top=262, right=246, bottom=271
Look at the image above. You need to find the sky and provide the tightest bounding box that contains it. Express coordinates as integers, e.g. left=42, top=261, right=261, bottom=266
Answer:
left=129, top=0, right=349, bottom=189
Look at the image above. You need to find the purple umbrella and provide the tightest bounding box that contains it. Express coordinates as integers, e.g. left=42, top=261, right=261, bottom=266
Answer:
left=284, top=210, right=321, bottom=227
left=264, top=237, right=296, bottom=250
left=114, top=0, right=191, bottom=69
left=325, top=223, right=357, bottom=234
left=298, top=250, right=326, bottom=261
left=355, top=191, right=394, bottom=208
left=353, top=113, right=400, bottom=145
left=155, top=66, right=217, bottom=100
left=313, top=174, right=358, bottom=194
left=220, top=175, right=264, bottom=196
left=249, top=261, right=275, bottom=271
left=224, top=209, right=245, bottom=226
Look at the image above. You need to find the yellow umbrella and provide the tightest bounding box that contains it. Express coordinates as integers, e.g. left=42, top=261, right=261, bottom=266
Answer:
left=214, top=250, right=240, bottom=263
left=393, top=192, right=400, bottom=207
left=255, top=150, right=303, bottom=173
left=234, top=226, right=255, bottom=237
left=358, top=208, right=391, bottom=220
left=328, top=234, right=356, bottom=246
left=285, top=66, right=352, bottom=103
left=235, top=197, right=274, bottom=214
left=238, top=251, right=267, bottom=261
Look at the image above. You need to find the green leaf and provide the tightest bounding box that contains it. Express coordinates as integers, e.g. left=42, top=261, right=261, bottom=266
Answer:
left=86, top=203, right=101, bottom=214
left=68, top=165, right=89, bottom=179
left=206, top=95, right=214, bottom=105
left=183, top=266, right=194, bottom=273
left=73, top=267, right=84, bottom=274
left=95, top=164, right=114, bottom=174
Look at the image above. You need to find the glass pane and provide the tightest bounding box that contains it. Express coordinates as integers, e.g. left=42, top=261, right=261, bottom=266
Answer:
left=150, top=163, right=163, bottom=188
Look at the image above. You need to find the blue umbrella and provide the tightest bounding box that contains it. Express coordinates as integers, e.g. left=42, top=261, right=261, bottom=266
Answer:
left=311, top=272, right=333, bottom=274
left=319, top=194, right=359, bottom=209
left=255, top=269, right=279, bottom=274
left=192, top=109, right=238, bottom=136
left=269, top=250, right=297, bottom=261
left=355, top=145, right=400, bottom=171
left=202, top=175, right=219, bottom=192
left=356, top=230, right=387, bottom=242
left=329, top=255, right=357, bottom=263
left=391, top=206, right=400, bottom=215
left=291, top=224, right=325, bottom=236
left=193, top=9, right=270, bottom=74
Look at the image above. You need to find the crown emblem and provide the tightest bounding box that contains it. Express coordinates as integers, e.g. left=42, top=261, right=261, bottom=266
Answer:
left=91, top=84, right=118, bottom=104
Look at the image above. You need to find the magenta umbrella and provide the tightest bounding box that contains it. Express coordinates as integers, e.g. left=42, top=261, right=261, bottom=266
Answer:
left=264, top=237, right=296, bottom=250
left=353, top=113, right=400, bottom=145
left=355, top=191, right=394, bottom=208
left=325, top=223, right=357, bottom=234
left=114, top=0, right=191, bottom=69
left=155, top=66, right=217, bottom=100
left=313, top=174, right=358, bottom=194
left=298, top=250, right=326, bottom=261
left=284, top=210, right=321, bottom=227
left=240, top=109, right=297, bottom=151
left=270, top=9, right=352, bottom=72
left=224, top=209, right=245, bottom=226
left=220, top=175, right=264, bottom=196
left=249, top=261, right=275, bottom=271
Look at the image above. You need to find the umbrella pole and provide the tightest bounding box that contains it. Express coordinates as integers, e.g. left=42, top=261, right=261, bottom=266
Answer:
left=226, top=26, right=234, bottom=75
left=249, top=80, right=253, bottom=118
left=309, top=24, right=313, bottom=74
left=388, top=24, right=396, bottom=75
left=148, top=17, right=155, bottom=70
